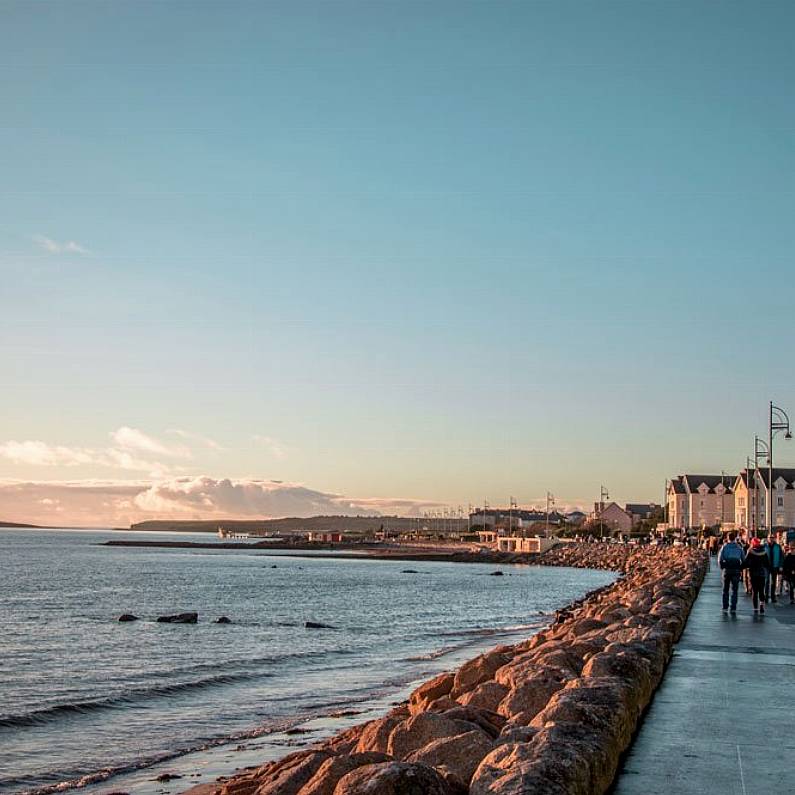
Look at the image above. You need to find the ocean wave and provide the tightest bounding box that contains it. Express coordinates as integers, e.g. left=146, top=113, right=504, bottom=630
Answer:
left=406, top=620, right=546, bottom=661
left=0, top=672, right=273, bottom=730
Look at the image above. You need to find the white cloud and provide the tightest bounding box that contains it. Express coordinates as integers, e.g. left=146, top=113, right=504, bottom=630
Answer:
left=0, top=440, right=96, bottom=467
left=110, top=426, right=189, bottom=458
left=252, top=435, right=287, bottom=459
left=167, top=428, right=222, bottom=451
left=33, top=234, right=89, bottom=255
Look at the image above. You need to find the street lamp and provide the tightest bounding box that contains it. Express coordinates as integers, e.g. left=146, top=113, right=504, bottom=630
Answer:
left=754, top=436, right=770, bottom=536
left=767, top=402, right=792, bottom=532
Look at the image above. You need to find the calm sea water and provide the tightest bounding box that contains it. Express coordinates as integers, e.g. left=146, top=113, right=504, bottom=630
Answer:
left=0, top=530, right=615, bottom=794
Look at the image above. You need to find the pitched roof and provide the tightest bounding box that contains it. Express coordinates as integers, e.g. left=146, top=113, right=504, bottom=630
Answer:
left=669, top=477, right=686, bottom=494
left=681, top=474, right=735, bottom=494
left=625, top=503, right=658, bottom=517
left=755, top=468, right=795, bottom=489
left=736, top=468, right=757, bottom=488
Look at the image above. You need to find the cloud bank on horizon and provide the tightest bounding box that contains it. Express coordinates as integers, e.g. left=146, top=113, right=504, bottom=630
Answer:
left=0, top=476, right=447, bottom=528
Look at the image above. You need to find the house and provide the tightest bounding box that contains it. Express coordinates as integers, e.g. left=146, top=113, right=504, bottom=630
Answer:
left=667, top=475, right=735, bottom=530
left=565, top=510, right=588, bottom=525
left=625, top=503, right=660, bottom=524
left=753, top=467, right=795, bottom=529
left=732, top=469, right=760, bottom=531
left=593, top=502, right=633, bottom=535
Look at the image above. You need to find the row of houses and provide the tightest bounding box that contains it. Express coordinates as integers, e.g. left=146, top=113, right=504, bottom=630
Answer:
left=667, top=468, right=795, bottom=531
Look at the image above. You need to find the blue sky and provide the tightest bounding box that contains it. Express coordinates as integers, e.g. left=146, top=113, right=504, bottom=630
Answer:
left=1, top=1, right=794, bottom=525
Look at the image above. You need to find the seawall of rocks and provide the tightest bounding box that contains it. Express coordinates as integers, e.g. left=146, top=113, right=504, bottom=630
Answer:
left=198, top=544, right=706, bottom=795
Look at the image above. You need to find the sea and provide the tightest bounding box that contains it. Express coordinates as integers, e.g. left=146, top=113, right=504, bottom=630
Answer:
left=0, top=529, right=616, bottom=795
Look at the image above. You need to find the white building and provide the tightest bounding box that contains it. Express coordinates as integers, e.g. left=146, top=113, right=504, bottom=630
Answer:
left=667, top=474, right=735, bottom=530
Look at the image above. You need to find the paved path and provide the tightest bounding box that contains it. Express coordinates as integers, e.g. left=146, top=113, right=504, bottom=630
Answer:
left=612, top=560, right=793, bottom=795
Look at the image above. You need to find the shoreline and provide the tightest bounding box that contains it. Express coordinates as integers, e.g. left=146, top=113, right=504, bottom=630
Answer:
left=185, top=543, right=705, bottom=795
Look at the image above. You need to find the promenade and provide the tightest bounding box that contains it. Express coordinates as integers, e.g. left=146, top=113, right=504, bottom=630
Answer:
left=612, top=561, right=794, bottom=795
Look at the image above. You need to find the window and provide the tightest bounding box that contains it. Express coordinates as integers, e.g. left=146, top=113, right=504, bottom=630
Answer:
left=738, top=497, right=745, bottom=507
left=777, top=497, right=784, bottom=507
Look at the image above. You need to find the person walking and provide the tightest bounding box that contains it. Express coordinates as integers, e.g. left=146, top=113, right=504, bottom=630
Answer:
left=765, top=534, right=784, bottom=603
left=782, top=543, right=795, bottom=605
left=718, top=531, right=745, bottom=614
left=744, top=538, right=771, bottom=614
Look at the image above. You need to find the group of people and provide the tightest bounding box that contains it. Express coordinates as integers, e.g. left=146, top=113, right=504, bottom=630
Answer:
left=717, top=531, right=795, bottom=614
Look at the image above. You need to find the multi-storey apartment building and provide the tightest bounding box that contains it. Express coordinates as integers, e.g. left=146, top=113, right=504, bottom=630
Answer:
left=667, top=474, right=735, bottom=529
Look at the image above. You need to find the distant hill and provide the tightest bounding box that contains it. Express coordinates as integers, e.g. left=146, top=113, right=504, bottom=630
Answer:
left=0, top=521, right=46, bottom=528
left=129, top=516, right=454, bottom=536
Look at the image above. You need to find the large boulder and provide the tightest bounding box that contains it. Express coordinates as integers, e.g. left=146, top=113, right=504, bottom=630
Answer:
left=409, top=672, right=455, bottom=715
left=298, top=752, right=390, bottom=795
left=457, top=681, right=509, bottom=712
left=355, top=706, right=410, bottom=754
left=156, top=612, right=198, bottom=624
left=387, top=711, right=485, bottom=760
left=406, top=730, right=494, bottom=785
left=334, top=761, right=462, bottom=795
left=496, top=667, right=571, bottom=721
left=451, top=648, right=512, bottom=697
left=252, top=750, right=332, bottom=795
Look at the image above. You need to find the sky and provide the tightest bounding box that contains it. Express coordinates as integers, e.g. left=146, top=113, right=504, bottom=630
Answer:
left=1, top=0, right=794, bottom=527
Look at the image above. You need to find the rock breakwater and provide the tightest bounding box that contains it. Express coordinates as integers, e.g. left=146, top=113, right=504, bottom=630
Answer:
left=192, top=544, right=706, bottom=795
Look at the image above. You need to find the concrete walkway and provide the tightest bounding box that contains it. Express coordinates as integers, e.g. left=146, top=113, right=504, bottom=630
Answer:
left=612, top=560, right=793, bottom=795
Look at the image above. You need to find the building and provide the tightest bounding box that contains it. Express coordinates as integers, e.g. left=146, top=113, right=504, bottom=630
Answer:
left=732, top=469, right=760, bottom=531
left=593, top=502, right=633, bottom=535
left=754, top=467, right=795, bottom=530
left=667, top=474, right=735, bottom=530
left=307, top=531, right=344, bottom=543
left=496, top=536, right=558, bottom=554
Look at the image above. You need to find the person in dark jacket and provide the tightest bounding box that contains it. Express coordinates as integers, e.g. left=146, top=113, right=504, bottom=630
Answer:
left=782, top=543, right=795, bottom=605
left=764, top=534, right=784, bottom=602
left=744, top=538, right=771, bottom=614
left=718, top=531, right=745, bottom=613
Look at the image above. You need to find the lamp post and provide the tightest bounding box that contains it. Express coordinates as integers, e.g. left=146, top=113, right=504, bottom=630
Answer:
left=545, top=492, right=555, bottom=537
left=755, top=436, right=771, bottom=536
left=599, top=485, right=609, bottom=539
left=767, top=402, right=792, bottom=532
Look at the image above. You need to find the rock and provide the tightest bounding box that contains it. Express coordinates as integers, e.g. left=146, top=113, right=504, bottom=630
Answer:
left=451, top=648, right=512, bottom=697
left=252, top=750, right=332, bottom=795
left=496, top=667, right=571, bottom=721
left=355, top=706, right=410, bottom=754
left=216, top=616, right=232, bottom=624
left=456, top=681, right=509, bottom=712
left=334, top=761, right=461, bottom=795
left=408, top=672, right=455, bottom=715
left=387, top=711, right=485, bottom=760
left=156, top=612, right=198, bottom=624
left=305, top=621, right=335, bottom=630
left=437, top=705, right=505, bottom=738
left=298, top=752, right=390, bottom=795
left=406, top=730, right=494, bottom=784
left=401, top=569, right=419, bottom=574
left=154, top=772, right=183, bottom=782
left=117, top=614, right=139, bottom=622
left=489, top=571, right=504, bottom=576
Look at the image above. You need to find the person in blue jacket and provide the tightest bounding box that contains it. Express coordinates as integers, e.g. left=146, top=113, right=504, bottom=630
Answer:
left=718, top=531, right=745, bottom=613
left=765, top=534, right=784, bottom=603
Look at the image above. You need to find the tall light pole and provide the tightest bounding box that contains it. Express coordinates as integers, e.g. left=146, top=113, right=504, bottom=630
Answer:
left=599, top=485, right=609, bottom=539
left=545, top=492, right=555, bottom=537
left=755, top=436, right=771, bottom=536
left=767, top=402, right=791, bottom=532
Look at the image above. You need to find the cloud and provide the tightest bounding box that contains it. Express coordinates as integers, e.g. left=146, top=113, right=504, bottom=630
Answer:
left=0, top=440, right=97, bottom=467
left=0, top=477, right=447, bottom=527
left=252, top=435, right=287, bottom=459
left=110, top=426, right=190, bottom=458
left=33, top=234, right=89, bottom=255
left=167, top=429, right=222, bottom=451
left=0, top=426, right=190, bottom=477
